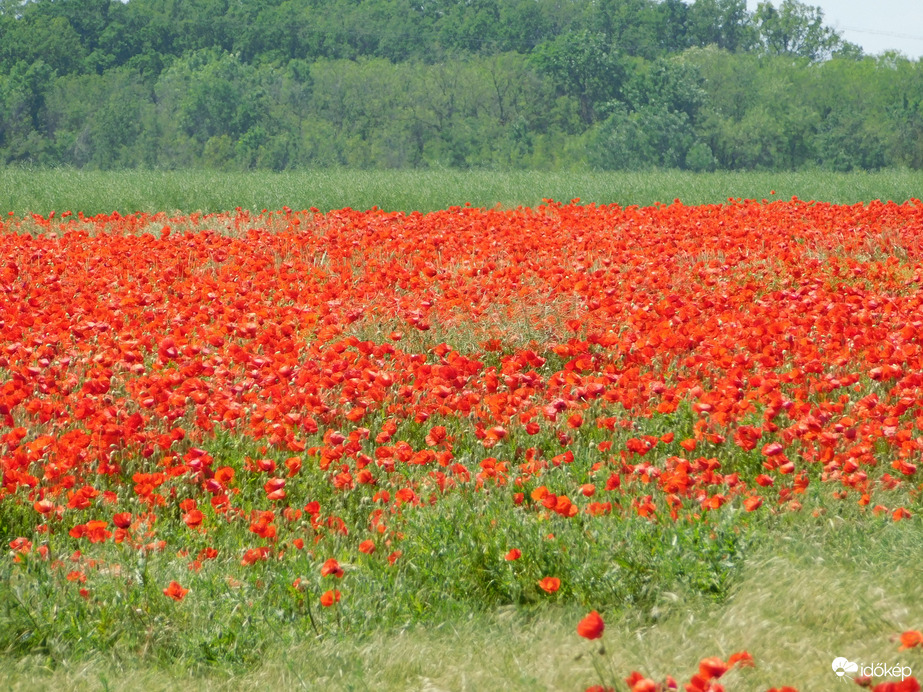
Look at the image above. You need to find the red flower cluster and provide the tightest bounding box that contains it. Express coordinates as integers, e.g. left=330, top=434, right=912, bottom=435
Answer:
left=579, top=612, right=923, bottom=692
left=620, top=650, right=753, bottom=692
left=2, top=200, right=922, bottom=654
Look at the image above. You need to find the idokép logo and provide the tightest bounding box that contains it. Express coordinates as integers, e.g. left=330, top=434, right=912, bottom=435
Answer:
left=832, top=656, right=913, bottom=682
left=832, top=657, right=858, bottom=678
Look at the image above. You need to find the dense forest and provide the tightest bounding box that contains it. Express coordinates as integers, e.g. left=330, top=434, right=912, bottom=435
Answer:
left=1, top=0, right=922, bottom=170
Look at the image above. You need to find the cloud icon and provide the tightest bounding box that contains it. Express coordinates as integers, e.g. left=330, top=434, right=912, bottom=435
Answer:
left=832, top=657, right=859, bottom=677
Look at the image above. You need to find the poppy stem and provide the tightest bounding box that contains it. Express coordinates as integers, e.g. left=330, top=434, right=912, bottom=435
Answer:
left=304, top=593, right=320, bottom=636
left=589, top=651, right=612, bottom=690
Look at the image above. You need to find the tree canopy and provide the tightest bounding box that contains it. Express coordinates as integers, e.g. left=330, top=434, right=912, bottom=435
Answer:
left=0, top=0, right=920, bottom=170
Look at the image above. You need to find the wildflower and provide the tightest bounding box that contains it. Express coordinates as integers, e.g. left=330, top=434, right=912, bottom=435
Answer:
left=321, top=558, right=344, bottom=578
left=183, top=509, right=204, bottom=528
left=577, top=611, right=604, bottom=640
left=320, top=589, right=341, bottom=607
left=112, top=512, right=132, bottom=529
left=358, top=540, right=376, bottom=554
left=34, top=500, right=55, bottom=515
left=538, top=576, right=560, bottom=593
left=241, top=547, right=270, bottom=565
left=163, top=581, right=189, bottom=601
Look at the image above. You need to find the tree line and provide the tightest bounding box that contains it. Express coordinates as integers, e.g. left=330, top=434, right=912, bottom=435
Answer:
left=1, top=0, right=921, bottom=170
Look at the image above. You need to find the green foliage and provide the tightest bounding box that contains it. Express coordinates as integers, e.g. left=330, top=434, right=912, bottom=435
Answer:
left=0, top=0, right=920, bottom=171
left=531, top=31, right=626, bottom=126
left=685, top=141, right=718, bottom=172
left=589, top=57, right=708, bottom=170
left=685, top=0, right=756, bottom=53
left=754, top=0, right=848, bottom=62
left=815, top=110, right=888, bottom=172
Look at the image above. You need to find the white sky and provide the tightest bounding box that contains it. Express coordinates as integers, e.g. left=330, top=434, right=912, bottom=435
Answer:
left=746, top=0, right=923, bottom=59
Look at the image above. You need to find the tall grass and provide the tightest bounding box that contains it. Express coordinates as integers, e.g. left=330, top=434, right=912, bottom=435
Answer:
left=1, top=167, right=922, bottom=215
left=4, top=514, right=920, bottom=691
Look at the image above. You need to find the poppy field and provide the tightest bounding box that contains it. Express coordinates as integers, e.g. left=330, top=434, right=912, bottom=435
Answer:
left=2, top=197, right=923, bottom=689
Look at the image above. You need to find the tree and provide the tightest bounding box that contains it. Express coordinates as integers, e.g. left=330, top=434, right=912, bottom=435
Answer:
left=585, top=0, right=663, bottom=58
left=654, top=0, right=691, bottom=54
left=687, top=0, right=756, bottom=53
left=0, top=59, right=55, bottom=162
left=754, top=0, right=845, bottom=62
left=590, top=57, right=709, bottom=170
left=0, top=0, right=919, bottom=171
left=531, top=31, right=627, bottom=126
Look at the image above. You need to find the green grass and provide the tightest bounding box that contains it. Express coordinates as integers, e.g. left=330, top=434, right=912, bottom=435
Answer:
left=3, top=509, right=920, bottom=691
left=1, top=167, right=922, bottom=215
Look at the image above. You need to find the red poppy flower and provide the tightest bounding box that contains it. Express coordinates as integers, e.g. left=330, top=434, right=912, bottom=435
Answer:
left=744, top=496, right=763, bottom=512
left=698, top=656, right=729, bottom=680
left=728, top=651, right=754, bottom=668
left=577, top=610, right=604, bottom=640
left=34, top=500, right=55, bottom=515
left=358, top=540, right=376, bottom=554
left=112, top=512, right=132, bottom=529
left=321, top=558, right=344, bottom=578
left=320, top=589, right=341, bottom=607
left=871, top=679, right=920, bottom=692
left=538, top=576, right=560, bottom=593
left=241, top=547, right=270, bottom=565
left=163, top=581, right=189, bottom=601
left=183, top=509, right=204, bottom=528
left=624, top=673, right=657, bottom=692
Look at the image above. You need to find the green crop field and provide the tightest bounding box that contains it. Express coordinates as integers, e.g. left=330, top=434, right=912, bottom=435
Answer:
left=2, top=167, right=923, bottom=215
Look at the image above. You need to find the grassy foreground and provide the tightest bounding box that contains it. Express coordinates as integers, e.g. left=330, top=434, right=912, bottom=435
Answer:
left=4, top=511, right=922, bottom=691
left=1, top=167, right=923, bottom=215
